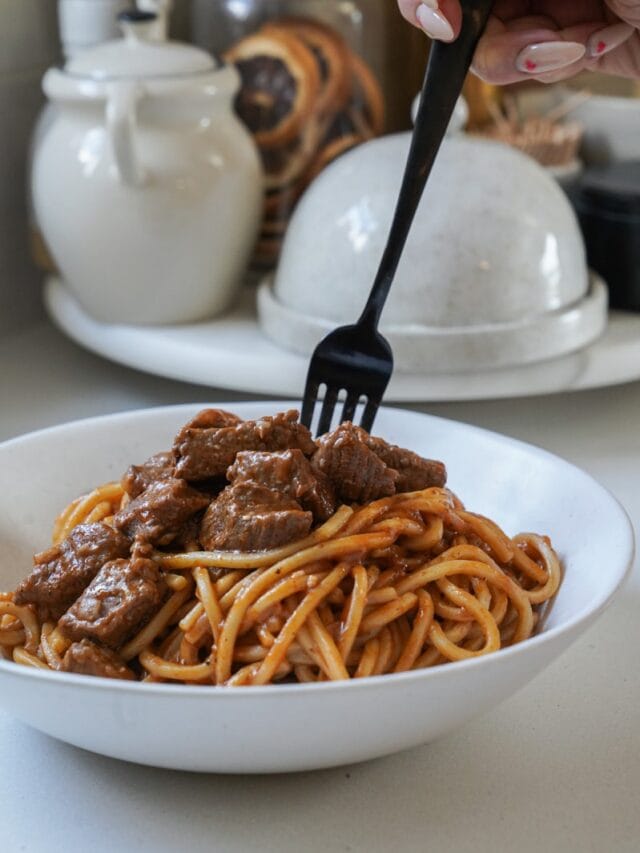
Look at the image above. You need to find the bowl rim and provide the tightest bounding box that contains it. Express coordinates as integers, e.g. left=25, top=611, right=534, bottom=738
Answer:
left=0, top=402, right=634, bottom=698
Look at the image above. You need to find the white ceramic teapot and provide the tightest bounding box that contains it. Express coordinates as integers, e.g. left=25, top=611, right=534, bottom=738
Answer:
left=32, top=9, right=262, bottom=325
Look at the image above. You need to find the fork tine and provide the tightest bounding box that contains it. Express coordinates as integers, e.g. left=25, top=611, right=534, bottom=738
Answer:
left=340, top=391, right=361, bottom=425
left=300, top=379, right=319, bottom=429
left=317, top=386, right=340, bottom=436
left=360, top=396, right=381, bottom=433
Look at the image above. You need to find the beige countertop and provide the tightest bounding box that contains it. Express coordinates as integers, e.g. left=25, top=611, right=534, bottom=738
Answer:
left=1, top=320, right=638, bottom=853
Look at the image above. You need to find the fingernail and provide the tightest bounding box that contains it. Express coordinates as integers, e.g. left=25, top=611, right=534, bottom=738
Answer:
left=587, top=22, right=634, bottom=58
left=515, top=41, right=586, bottom=74
left=416, top=3, right=455, bottom=42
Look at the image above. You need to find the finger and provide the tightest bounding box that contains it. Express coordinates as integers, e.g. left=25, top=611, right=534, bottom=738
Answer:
left=522, top=20, right=624, bottom=82
left=397, top=0, right=421, bottom=26
left=471, top=24, right=599, bottom=84
left=506, top=15, right=558, bottom=32
left=489, top=1, right=544, bottom=25
left=587, top=27, right=640, bottom=77
left=585, top=21, right=635, bottom=60
left=605, top=0, right=640, bottom=28
left=398, top=1, right=462, bottom=43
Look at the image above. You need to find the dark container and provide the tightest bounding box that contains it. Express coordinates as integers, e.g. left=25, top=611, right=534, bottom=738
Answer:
left=570, top=161, right=640, bottom=311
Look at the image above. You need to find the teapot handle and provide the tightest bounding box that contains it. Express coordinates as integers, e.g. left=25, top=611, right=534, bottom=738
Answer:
left=106, top=81, right=146, bottom=187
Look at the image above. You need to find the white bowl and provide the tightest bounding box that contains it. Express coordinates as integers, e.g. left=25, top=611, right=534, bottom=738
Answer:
left=258, top=135, right=608, bottom=372
left=0, top=403, right=633, bottom=773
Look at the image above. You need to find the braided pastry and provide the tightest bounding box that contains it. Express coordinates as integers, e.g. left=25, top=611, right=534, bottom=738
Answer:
left=224, top=30, right=321, bottom=149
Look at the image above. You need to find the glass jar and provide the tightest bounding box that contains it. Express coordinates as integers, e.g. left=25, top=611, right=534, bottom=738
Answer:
left=192, top=0, right=426, bottom=273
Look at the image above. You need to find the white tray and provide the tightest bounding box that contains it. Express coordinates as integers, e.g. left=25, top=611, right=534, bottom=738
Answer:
left=45, top=277, right=640, bottom=402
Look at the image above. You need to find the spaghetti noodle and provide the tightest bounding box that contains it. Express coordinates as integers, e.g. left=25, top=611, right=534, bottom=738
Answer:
left=0, top=480, right=561, bottom=685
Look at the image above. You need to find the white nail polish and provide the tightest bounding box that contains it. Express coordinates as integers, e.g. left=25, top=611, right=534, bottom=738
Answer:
left=416, top=4, right=455, bottom=42
left=515, top=41, right=586, bottom=74
left=587, top=23, right=634, bottom=58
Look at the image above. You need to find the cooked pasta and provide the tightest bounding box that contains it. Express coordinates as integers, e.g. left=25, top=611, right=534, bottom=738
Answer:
left=0, top=480, right=561, bottom=685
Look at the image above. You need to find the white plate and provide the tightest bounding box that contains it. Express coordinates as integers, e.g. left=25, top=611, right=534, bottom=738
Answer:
left=0, top=403, right=633, bottom=773
left=45, top=277, right=640, bottom=402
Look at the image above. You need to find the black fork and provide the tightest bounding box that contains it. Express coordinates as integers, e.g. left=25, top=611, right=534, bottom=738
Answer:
left=301, top=0, right=495, bottom=436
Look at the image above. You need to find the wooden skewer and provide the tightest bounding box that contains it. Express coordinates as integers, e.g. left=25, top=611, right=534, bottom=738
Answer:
left=544, top=89, right=592, bottom=123
left=478, top=89, right=585, bottom=167
left=486, top=98, right=511, bottom=135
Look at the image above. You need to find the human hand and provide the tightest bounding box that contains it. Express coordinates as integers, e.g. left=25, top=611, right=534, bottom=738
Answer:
left=396, top=1, right=640, bottom=83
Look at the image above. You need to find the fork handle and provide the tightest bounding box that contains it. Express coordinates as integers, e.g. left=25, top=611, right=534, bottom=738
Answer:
left=359, top=0, right=495, bottom=330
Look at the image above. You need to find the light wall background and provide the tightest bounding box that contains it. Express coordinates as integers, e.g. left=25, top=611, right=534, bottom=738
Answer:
left=0, top=0, right=59, bottom=335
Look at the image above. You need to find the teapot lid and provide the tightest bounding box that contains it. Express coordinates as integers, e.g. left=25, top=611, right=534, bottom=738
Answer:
left=64, top=10, right=216, bottom=80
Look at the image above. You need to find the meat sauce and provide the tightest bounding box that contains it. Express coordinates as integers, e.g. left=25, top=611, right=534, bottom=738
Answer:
left=14, top=409, right=446, bottom=679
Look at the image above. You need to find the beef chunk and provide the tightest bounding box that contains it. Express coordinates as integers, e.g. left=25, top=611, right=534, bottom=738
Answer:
left=312, top=423, right=399, bottom=504
left=14, top=523, right=130, bottom=622
left=59, top=557, right=166, bottom=649
left=312, top=423, right=447, bottom=504
left=174, top=408, right=243, bottom=444
left=200, top=483, right=312, bottom=551
left=174, top=409, right=316, bottom=481
left=228, top=449, right=335, bottom=522
left=61, top=639, right=134, bottom=681
left=121, top=451, right=175, bottom=499
left=171, top=515, right=203, bottom=552
left=364, top=436, right=447, bottom=491
left=114, top=478, right=209, bottom=545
